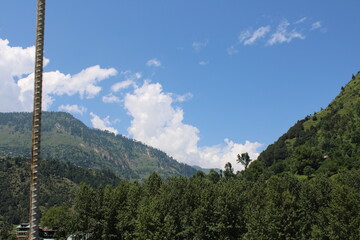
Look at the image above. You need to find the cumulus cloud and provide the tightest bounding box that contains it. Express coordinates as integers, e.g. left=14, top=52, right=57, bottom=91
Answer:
left=17, top=65, right=117, bottom=110
left=90, top=112, right=118, bottom=135
left=240, top=26, right=271, bottom=45
left=192, top=40, right=208, bottom=52
left=124, top=81, right=262, bottom=171
left=267, top=20, right=305, bottom=45
left=58, top=104, right=87, bottom=115
left=102, top=93, right=120, bottom=103
left=0, top=38, right=117, bottom=112
left=146, top=58, right=161, bottom=67
left=198, top=139, right=262, bottom=171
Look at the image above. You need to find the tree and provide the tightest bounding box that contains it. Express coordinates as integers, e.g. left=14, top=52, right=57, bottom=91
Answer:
left=224, top=162, right=235, bottom=178
left=207, top=169, right=220, bottom=183
left=41, top=204, right=73, bottom=238
left=73, top=183, right=97, bottom=237
left=145, top=172, right=163, bottom=196
left=237, top=153, right=251, bottom=169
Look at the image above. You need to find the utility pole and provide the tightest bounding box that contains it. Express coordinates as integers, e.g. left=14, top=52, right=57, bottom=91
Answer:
left=29, top=0, right=46, bottom=239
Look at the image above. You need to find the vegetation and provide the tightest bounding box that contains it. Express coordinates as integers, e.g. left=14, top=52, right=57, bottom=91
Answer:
left=37, top=168, right=360, bottom=240
left=0, top=156, right=120, bottom=229
left=2, top=72, right=360, bottom=239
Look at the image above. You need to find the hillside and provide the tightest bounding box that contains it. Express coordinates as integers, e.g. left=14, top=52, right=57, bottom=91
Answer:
left=0, top=112, right=197, bottom=180
left=250, top=71, right=360, bottom=177
left=0, top=156, right=120, bottom=224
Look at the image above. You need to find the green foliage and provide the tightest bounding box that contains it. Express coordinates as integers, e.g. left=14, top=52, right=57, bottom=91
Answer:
left=223, top=162, right=235, bottom=178
left=0, top=156, right=120, bottom=227
left=0, top=215, right=14, bottom=240
left=326, top=170, right=360, bottom=239
left=41, top=204, right=73, bottom=238
left=33, top=168, right=357, bottom=239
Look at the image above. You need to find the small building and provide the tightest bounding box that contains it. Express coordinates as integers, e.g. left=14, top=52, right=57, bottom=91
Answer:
left=16, top=223, right=57, bottom=239
left=16, top=223, right=30, bottom=239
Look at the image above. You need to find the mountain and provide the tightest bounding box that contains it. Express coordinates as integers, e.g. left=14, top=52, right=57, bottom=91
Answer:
left=249, top=71, right=360, bottom=178
left=0, top=112, right=197, bottom=180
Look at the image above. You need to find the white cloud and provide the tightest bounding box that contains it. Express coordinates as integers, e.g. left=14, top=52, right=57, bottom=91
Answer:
left=0, top=39, right=49, bottom=112
left=294, top=17, right=307, bottom=24
left=239, top=30, right=251, bottom=43
left=311, top=21, right=322, bottom=30
left=192, top=40, right=208, bottom=52
left=198, top=139, right=262, bottom=171
left=0, top=38, right=117, bottom=112
left=146, top=58, right=161, bottom=67
left=124, top=81, right=262, bottom=171
left=111, top=80, right=135, bottom=92
left=110, top=71, right=141, bottom=92
left=267, top=20, right=305, bottom=45
left=174, top=92, right=193, bottom=102
left=102, top=93, right=120, bottom=103
left=240, top=26, right=271, bottom=45
left=90, top=112, right=118, bottom=135
left=198, top=60, right=209, bottom=65
left=58, top=104, right=87, bottom=115
left=17, top=65, right=117, bottom=110
left=111, top=70, right=142, bottom=92
left=230, top=18, right=319, bottom=49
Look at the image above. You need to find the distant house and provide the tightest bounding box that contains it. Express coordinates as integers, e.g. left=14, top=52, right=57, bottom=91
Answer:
left=16, top=223, right=57, bottom=239
left=16, top=223, right=29, bottom=239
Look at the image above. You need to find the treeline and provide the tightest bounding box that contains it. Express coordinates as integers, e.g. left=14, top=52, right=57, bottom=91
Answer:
left=41, top=168, right=360, bottom=240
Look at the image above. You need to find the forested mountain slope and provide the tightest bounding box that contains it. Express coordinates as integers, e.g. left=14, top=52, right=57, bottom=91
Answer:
left=249, top=71, right=360, bottom=178
left=0, top=156, right=119, bottom=224
left=0, top=112, right=196, bottom=179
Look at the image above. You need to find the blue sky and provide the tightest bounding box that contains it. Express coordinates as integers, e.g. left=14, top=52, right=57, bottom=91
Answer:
left=1, top=0, right=359, bottom=170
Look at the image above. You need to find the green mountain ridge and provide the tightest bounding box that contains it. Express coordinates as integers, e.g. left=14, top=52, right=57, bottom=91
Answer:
left=249, top=71, right=360, bottom=178
left=0, top=112, right=197, bottom=180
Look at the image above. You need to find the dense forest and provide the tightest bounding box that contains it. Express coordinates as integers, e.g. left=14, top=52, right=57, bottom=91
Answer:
left=38, top=168, right=360, bottom=240
left=0, top=156, right=120, bottom=238
left=1, top=72, right=360, bottom=239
